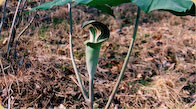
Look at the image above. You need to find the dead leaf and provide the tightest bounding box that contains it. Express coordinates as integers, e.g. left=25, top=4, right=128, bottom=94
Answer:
left=3, top=38, right=8, bottom=45
left=144, top=57, right=154, bottom=61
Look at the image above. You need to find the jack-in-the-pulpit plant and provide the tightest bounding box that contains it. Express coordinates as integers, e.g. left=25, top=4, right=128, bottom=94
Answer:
left=81, top=20, right=110, bottom=108
left=30, top=0, right=195, bottom=108
left=82, top=20, right=109, bottom=79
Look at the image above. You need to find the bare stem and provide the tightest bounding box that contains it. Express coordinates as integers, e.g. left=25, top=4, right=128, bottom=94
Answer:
left=68, top=3, right=88, bottom=102
left=0, top=0, right=8, bottom=34
left=105, top=7, right=141, bottom=109
left=89, top=77, right=94, bottom=109
left=6, top=0, right=22, bottom=57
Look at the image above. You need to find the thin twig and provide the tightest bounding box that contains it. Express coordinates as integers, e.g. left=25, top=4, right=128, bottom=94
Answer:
left=68, top=3, right=88, bottom=102
left=16, top=14, right=35, bottom=40
left=6, top=0, right=22, bottom=57
left=26, top=94, right=42, bottom=107
left=15, top=0, right=26, bottom=28
left=13, top=0, right=28, bottom=59
left=7, top=82, right=13, bottom=109
left=105, top=7, right=141, bottom=109
left=0, top=0, right=8, bottom=34
left=10, top=74, right=21, bottom=94
left=69, top=75, right=80, bottom=86
left=0, top=58, right=10, bottom=109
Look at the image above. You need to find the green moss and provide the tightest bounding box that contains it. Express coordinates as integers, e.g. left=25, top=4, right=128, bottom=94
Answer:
left=38, top=26, right=49, bottom=37
left=144, top=33, right=150, bottom=38
left=45, top=45, right=49, bottom=49
left=0, top=35, right=5, bottom=40
left=130, top=78, right=152, bottom=86
left=74, top=50, right=85, bottom=60
left=53, top=17, right=64, bottom=25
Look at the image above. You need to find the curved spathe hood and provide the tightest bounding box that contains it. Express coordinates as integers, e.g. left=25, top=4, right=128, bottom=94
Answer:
left=82, top=20, right=110, bottom=45
left=82, top=20, right=110, bottom=78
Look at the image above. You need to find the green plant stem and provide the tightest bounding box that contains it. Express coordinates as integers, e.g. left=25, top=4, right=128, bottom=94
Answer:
left=68, top=3, right=88, bottom=102
left=105, top=7, right=141, bottom=109
left=89, top=77, right=94, bottom=109
left=85, top=44, right=101, bottom=109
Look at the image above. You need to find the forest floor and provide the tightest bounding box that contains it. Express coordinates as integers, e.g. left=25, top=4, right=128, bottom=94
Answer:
left=0, top=2, right=196, bottom=109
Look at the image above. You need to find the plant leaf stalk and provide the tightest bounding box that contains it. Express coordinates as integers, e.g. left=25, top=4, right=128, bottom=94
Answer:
left=105, top=7, right=141, bottom=109
left=6, top=0, right=22, bottom=57
left=68, top=2, right=88, bottom=102
left=0, top=0, right=8, bottom=34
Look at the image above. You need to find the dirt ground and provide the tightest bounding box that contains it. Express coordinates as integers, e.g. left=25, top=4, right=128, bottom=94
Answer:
left=0, top=2, right=196, bottom=109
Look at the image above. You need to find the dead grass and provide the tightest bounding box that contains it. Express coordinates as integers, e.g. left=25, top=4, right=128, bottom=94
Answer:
left=0, top=2, right=196, bottom=109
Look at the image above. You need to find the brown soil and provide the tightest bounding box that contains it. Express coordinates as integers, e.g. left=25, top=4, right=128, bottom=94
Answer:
left=0, top=2, right=196, bottom=109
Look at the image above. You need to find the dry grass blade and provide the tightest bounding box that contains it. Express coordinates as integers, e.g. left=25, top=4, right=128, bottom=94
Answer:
left=16, top=14, right=36, bottom=40
left=0, top=58, right=10, bottom=109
